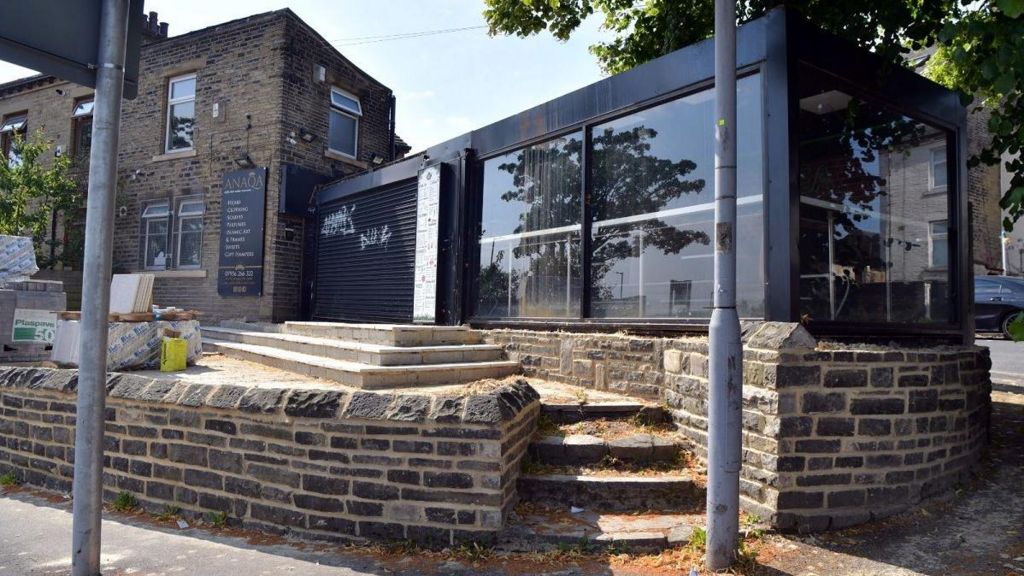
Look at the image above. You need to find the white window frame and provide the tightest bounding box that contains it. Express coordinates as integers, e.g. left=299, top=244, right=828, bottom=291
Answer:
left=328, top=86, right=361, bottom=159
left=175, top=198, right=205, bottom=269
left=142, top=201, right=171, bottom=270
left=1, top=113, right=27, bottom=166
left=165, top=73, right=197, bottom=153
left=929, top=146, right=948, bottom=190
left=928, top=219, right=949, bottom=269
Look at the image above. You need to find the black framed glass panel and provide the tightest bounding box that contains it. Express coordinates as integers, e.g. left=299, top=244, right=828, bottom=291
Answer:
left=797, top=64, right=953, bottom=324
left=477, top=132, right=583, bottom=318
left=590, top=74, right=764, bottom=318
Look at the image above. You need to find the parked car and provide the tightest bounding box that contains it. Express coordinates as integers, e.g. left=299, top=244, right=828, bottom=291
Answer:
left=975, top=276, right=1024, bottom=338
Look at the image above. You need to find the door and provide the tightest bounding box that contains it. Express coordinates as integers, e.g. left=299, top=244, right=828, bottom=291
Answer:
left=314, top=178, right=418, bottom=323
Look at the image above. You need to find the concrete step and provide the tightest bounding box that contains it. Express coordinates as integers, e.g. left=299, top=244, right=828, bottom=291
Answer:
left=499, top=509, right=699, bottom=553
left=529, top=433, right=687, bottom=466
left=202, top=327, right=505, bottom=366
left=516, top=474, right=703, bottom=513
left=540, top=402, right=671, bottom=424
left=202, top=338, right=519, bottom=389
left=282, top=322, right=482, bottom=346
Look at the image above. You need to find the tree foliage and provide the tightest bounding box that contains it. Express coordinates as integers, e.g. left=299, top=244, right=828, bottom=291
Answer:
left=0, top=130, right=82, bottom=267
left=484, top=0, right=1024, bottom=227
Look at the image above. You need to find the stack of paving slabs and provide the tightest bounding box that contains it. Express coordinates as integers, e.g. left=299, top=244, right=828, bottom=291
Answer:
left=0, top=235, right=39, bottom=286
left=109, top=273, right=154, bottom=316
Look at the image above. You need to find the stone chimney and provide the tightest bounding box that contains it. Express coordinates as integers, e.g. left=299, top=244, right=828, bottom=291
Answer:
left=141, top=11, right=169, bottom=43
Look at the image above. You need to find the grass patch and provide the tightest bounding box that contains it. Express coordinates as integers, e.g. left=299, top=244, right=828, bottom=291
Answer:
left=688, top=526, right=707, bottom=552
left=154, top=505, right=180, bottom=521
left=205, top=511, right=228, bottom=528
left=451, top=541, right=492, bottom=562
left=0, top=473, right=18, bottom=487
left=111, top=491, right=138, bottom=512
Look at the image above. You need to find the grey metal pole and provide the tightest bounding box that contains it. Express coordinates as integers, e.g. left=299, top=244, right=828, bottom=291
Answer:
left=706, top=0, right=741, bottom=571
left=71, top=1, right=129, bottom=574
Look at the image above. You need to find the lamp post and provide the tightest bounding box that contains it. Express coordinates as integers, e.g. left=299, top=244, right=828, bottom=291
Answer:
left=706, top=0, right=741, bottom=570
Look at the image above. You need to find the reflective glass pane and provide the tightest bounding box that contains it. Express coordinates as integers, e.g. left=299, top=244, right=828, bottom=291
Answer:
left=73, top=100, right=94, bottom=118
left=931, top=148, right=948, bottom=188
left=167, top=101, right=195, bottom=150
left=590, top=75, right=764, bottom=318
left=331, top=90, right=361, bottom=115
left=170, top=77, right=196, bottom=100
left=329, top=110, right=357, bottom=155
left=178, top=219, right=202, bottom=267
left=797, top=65, right=952, bottom=324
left=477, top=132, right=583, bottom=318
left=146, top=219, right=168, bottom=269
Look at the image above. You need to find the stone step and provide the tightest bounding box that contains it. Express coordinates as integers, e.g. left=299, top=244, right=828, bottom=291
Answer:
left=499, top=509, right=699, bottom=553
left=516, top=474, right=703, bottom=513
left=540, top=401, right=671, bottom=424
left=202, top=339, right=519, bottom=389
left=202, top=327, right=505, bottom=366
left=282, top=322, right=482, bottom=346
left=529, top=433, right=686, bottom=466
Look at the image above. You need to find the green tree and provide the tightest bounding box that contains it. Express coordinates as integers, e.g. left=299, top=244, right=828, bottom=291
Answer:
left=0, top=130, right=82, bottom=268
left=483, top=0, right=1024, bottom=227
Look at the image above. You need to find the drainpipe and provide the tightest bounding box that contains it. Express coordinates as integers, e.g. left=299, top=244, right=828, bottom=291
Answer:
left=71, top=1, right=129, bottom=574
left=388, top=94, right=397, bottom=161
left=706, top=0, right=741, bottom=571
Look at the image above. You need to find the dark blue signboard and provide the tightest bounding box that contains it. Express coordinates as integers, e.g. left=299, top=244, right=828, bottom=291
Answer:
left=218, top=168, right=267, bottom=297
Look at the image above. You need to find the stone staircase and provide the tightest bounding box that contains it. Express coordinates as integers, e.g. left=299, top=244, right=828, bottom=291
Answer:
left=502, top=392, right=706, bottom=552
left=201, top=322, right=519, bottom=389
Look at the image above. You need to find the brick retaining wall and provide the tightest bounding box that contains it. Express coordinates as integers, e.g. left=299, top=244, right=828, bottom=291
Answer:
left=0, top=368, right=539, bottom=547
left=482, top=323, right=991, bottom=532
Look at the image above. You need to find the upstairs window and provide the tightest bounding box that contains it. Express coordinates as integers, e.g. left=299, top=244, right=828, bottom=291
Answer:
left=929, top=220, right=948, bottom=269
left=1, top=113, right=27, bottom=166
left=328, top=87, right=361, bottom=158
left=930, top=146, right=948, bottom=190
left=72, top=97, right=94, bottom=159
left=175, top=198, right=205, bottom=269
left=141, top=202, right=170, bottom=270
left=166, top=74, right=196, bottom=152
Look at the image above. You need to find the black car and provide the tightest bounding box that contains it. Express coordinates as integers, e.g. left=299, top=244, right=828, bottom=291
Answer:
left=975, top=276, right=1024, bottom=337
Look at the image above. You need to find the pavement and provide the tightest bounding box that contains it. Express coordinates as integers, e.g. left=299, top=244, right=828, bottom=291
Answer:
left=979, top=336, right=1024, bottom=393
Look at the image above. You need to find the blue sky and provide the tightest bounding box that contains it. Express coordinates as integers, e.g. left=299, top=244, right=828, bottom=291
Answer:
left=0, top=0, right=610, bottom=152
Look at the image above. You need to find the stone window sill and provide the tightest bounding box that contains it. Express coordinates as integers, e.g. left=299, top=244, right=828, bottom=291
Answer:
left=148, top=269, right=207, bottom=279
left=325, top=149, right=368, bottom=169
left=152, top=149, right=198, bottom=163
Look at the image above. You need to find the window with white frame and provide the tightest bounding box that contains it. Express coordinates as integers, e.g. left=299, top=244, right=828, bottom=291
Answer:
left=930, top=146, right=948, bottom=190
left=72, top=97, right=94, bottom=159
left=142, top=202, right=170, bottom=270
left=929, top=219, right=948, bottom=268
left=176, top=198, right=205, bottom=269
left=1, top=113, right=27, bottom=166
left=166, top=74, right=196, bottom=152
left=328, top=87, right=361, bottom=158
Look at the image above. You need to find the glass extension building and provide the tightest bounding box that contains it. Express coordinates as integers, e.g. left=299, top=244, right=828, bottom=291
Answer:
left=311, top=8, right=969, bottom=343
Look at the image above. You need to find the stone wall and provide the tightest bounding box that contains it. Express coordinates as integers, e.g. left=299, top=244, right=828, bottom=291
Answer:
left=0, top=368, right=539, bottom=547
left=482, top=323, right=991, bottom=532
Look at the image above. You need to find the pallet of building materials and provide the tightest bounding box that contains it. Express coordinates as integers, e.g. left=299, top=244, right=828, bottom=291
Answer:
left=0, top=235, right=39, bottom=286
left=51, top=319, right=202, bottom=371
left=109, top=273, right=154, bottom=314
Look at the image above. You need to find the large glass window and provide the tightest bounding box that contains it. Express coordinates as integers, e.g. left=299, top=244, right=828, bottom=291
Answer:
left=590, top=75, right=764, bottom=318
left=477, top=132, right=583, bottom=318
left=329, top=87, right=361, bottom=158
left=474, top=73, right=765, bottom=321
left=797, top=65, right=952, bottom=324
left=166, top=74, right=196, bottom=152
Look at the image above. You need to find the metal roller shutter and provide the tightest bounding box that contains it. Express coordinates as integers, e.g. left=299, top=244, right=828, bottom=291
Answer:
left=314, top=178, right=417, bottom=323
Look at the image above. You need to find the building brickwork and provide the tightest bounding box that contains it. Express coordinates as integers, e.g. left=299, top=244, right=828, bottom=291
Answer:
left=0, top=9, right=397, bottom=322
left=0, top=367, right=539, bottom=548
left=482, top=323, right=991, bottom=532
